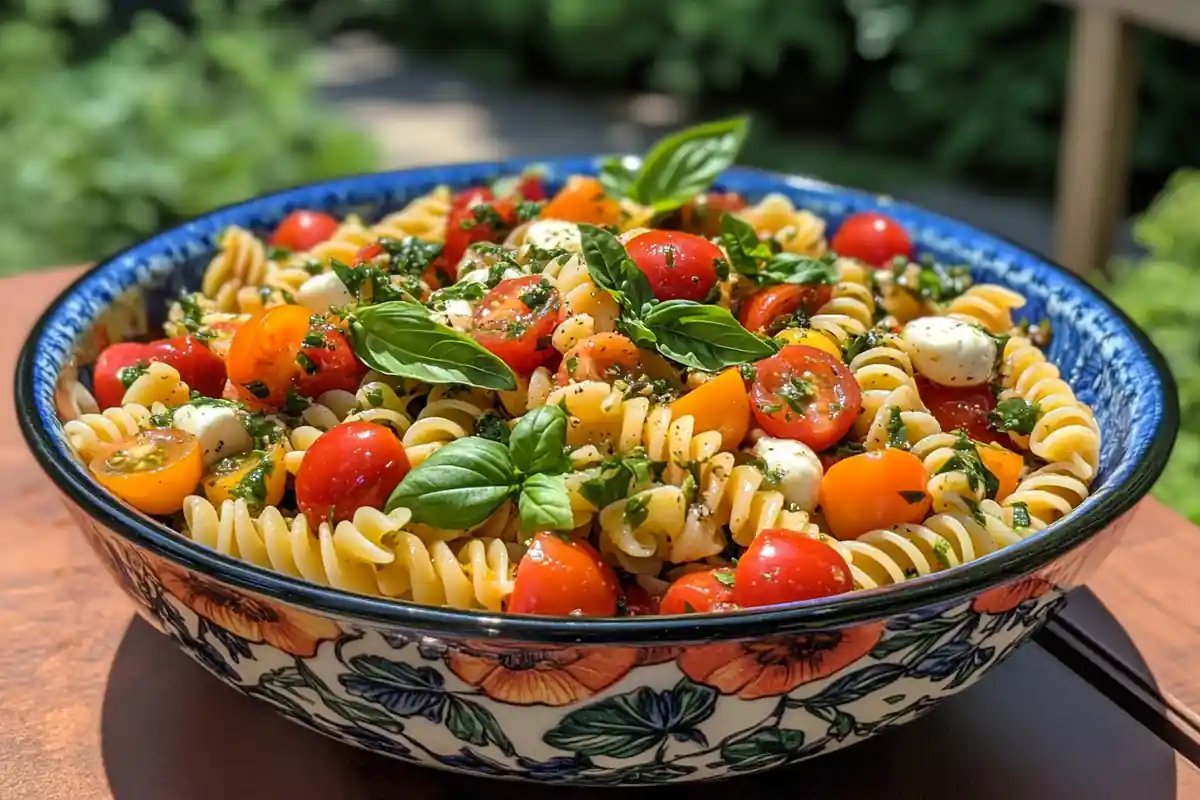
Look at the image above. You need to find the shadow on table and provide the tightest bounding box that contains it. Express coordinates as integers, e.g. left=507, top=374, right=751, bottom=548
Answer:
left=100, top=593, right=1180, bottom=800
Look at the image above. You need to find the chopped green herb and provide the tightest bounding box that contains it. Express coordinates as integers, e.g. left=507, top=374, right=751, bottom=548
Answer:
left=578, top=451, right=661, bottom=510
left=898, top=490, right=926, bottom=504
left=283, top=388, right=311, bottom=416
left=295, top=351, right=318, bottom=375
left=364, top=386, right=385, bottom=408
left=464, top=203, right=509, bottom=230
left=242, top=413, right=284, bottom=447
left=777, top=377, right=814, bottom=413
left=149, top=409, right=175, bottom=428
left=302, top=259, right=324, bottom=276
left=624, top=492, right=651, bottom=528
left=565, top=356, right=579, bottom=376
left=117, top=361, right=149, bottom=389
left=243, top=381, right=270, bottom=400
left=682, top=601, right=698, bottom=613
left=931, top=539, right=952, bottom=569
left=713, top=569, right=736, bottom=587
left=428, top=279, right=488, bottom=312
left=519, top=279, right=554, bottom=311
left=935, top=431, right=1000, bottom=500
left=842, top=329, right=886, bottom=364
left=226, top=451, right=274, bottom=514
left=301, top=326, right=328, bottom=349
left=887, top=406, right=909, bottom=449
left=988, top=398, right=1041, bottom=436
left=738, top=363, right=757, bottom=382
left=473, top=410, right=511, bottom=444
left=516, top=200, right=544, bottom=221
left=266, top=245, right=291, bottom=261
left=1010, top=501, right=1032, bottom=530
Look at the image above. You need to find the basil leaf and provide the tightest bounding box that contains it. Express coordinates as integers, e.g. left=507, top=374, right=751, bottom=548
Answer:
left=332, top=260, right=417, bottom=306
left=385, top=437, right=517, bottom=527
left=617, top=316, right=658, bottom=349
left=577, top=452, right=658, bottom=510
left=597, top=156, right=639, bottom=199
left=623, top=117, right=750, bottom=212
left=760, top=254, right=838, bottom=286
left=642, top=300, right=777, bottom=371
left=509, top=404, right=570, bottom=475
left=578, top=223, right=654, bottom=314
left=988, top=398, right=1041, bottom=436
left=518, top=473, right=574, bottom=532
left=349, top=301, right=517, bottom=390
left=720, top=213, right=772, bottom=279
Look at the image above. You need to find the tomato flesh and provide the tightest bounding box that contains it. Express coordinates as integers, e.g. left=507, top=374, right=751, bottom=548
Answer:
left=451, top=186, right=493, bottom=210
left=93, top=342, right=154, bottom=409
left=916, top=377, right=1002, bottom=445
left=270, top=210, right=340, bottom=252
left=820, top=449, right=931, bottom=540
left=89, top=428, right=203, bottom=516
left=739, top=284, right=834, bottom=334
left=750, top=345, right=861, bottom=451
left=471, top=275, right=560, bottom=374
left=556, top=333, right=643, bottom=386
left=678, top=191, right=747, bottom=238
left=443, top=199, right=517, bottom=271
left=508, top=533, right=619, bottom=616
left=295, top=328, right=366, bottom=398
left=734, top=529, right=853, bottom=607
left=831, top=212, right=913, bottom=268
left=624, top=230, right=724, bottom=303
left=660, top=569, right=737, bottom=615
left=226, top=304, right=313, bottom=409
left=148, top=336, right=227, bottom=398
left=295, top=422, right=411, bottom=527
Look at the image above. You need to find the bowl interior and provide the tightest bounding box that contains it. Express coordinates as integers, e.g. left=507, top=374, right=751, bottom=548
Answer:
left=16, top=158, right=1179, bottom=642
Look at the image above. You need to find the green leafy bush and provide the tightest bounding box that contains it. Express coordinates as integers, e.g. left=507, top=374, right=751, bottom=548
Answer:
left=1103, top=170, right=1200, bottom=522
left=0, top=0, right=378, bottom=274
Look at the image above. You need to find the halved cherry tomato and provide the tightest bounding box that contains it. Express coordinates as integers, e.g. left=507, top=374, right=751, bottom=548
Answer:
left=355, top=242, right=385, bottom=265
left=734, top=529, right=853, bottom=607
left=451, top=186, right=493, bottom=210
left=89, top=428, right=203, bottom=515
left=295, top=422, right=411, bottom=527
left=831, top=212, right=913, bottom=268
left=226, top=304, right=312, bottom=409
left=148, top=336, right=227, bottom=398
left=295, top=328, right=366, bottom=398
left=978, top=443, right=1024, bottom=502
left=669, top=368, right=750, bottom=451
left=678, top=191, right=747, bottom=238
left=508, top=532, right=619, bottom=616
left=660, top=569, right=737, bottom=615
left=539, top=176, right=622, bottom=226
left=443, top=199, right=517, bottom=272
left=750, top=346, right=862, bottom=450
left=556, top=332, right=642, bottom=386
left=624, top=230, right=724, bottom=303
left=93, top=342, right=154, bottom=409
left=916, top=377, right=1002, bottom=445
left=205, top=321, right=243, bottom=361
left=820, top=449, right=931, bottom=540
left=739, top=284, right=834, bottom=334
left=514, top=174, right=546, bottom=202
left=774, top=328, right=841, bottom=358
left=620, top=582, right=661, bottom=616
left=471, top=275, right=559, bottom=374
left=270, top=210, right=340, bottom=252
left=201, top=446, right=286, bottom=513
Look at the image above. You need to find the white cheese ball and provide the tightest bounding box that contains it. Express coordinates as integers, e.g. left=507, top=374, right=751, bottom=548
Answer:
left=296, top=271, right=354, bottom=314
left=751, top=436, right=823, bottom=512
left=523, top=220, right=582, bottom=253
left=458, top=266, right=525, bottom=286
left=172, top=404, right=251, bottom=465
left=901, top=317, right=997, bottom=387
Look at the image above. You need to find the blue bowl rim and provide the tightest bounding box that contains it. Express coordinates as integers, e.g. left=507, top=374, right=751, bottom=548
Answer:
left=14, top=157, right=1180, bottom=645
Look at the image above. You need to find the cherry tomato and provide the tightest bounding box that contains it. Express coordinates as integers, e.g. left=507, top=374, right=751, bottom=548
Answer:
left=93, top=342, right=154, bottom=409
left=734, top=529, right=853, bottom=607
left=539, top=176, right=622, bottom=226
left=295, top=328, right=366, bottom=398
left=355, top=242, right=385, bottom=265
left=295, top=422, right=411, bottom=527
left=470, top=275, right=559, bottom=374
left=508, top=532, right=619, bottom=616
left=89, top=428, right=203, bottom=516
left=820, top=449, right=931, bottom=540
left=201, top=446, right=287, bottom=513
left=831, top=212, right=913, bottom=268
left=205, top=321, right=243, bottom=361
left=422, top=255, right=453, bottom=293
left=774, top=328, right=841, bottom=358
left=556, top=333, right=642, bottom=385
left=226, top=304, right=312, bottom=409
left=916, top=377, right=1002, bottom=445
left=978, top=443, right=1024, bottom=502
left=624, top=230, right=724, bottom=303
left=750, top=345, right=862, bottom=450
left=148, top=336, right=227, bottom=398
left=678, top=191, right=747, bottom=238
left=270, top=210, right=340, bottom=252
left=660, top=569, right=737, bottom=615
left=514, top=174, right=546, bottom=202
left=668, top=368, right=750, bottom=451
left=620, top=582, right=661, bottom=616
left=443, top=199, right=517, bottom=271
left=451, top=186, right=493, bottom=210
left=739, top=284, right=834, bottom=334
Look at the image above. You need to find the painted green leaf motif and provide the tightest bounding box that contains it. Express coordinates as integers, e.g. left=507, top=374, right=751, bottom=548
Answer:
left=802, top=662, right=907, bottom=708
left=542, top=679, right=717, bottom=758
left=719, top=727, right=806, bottom=771
left=446, top=696, right=516, bottom=756
left=339, top=654, right=447, bottom=722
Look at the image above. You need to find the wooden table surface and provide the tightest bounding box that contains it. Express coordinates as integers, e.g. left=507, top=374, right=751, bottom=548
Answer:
left=3, top=268, right=1199, bottom=799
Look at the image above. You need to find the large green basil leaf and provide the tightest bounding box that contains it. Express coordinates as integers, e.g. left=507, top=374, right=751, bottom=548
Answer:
left=518, top=473, right=574, bottom=532
left=643, top=300, right=778, bottom=371
left=509, top=404, right=570, bottom=475
left=578, top=223, right=654, bottom=315
left=385, top=437, right=517, bottom=527
left=624, top=117, right=749, bottom=212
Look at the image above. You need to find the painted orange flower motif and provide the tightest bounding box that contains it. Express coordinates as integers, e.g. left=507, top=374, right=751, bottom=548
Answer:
left=678, top=624, right=884, bottom=700
left=636, top=646, right=682, bottom=666
left=156, top=562, right=339, bottom=657
left=448, top=643, right=638, bottom=706
left=972, top=576, right=1054, bottom=615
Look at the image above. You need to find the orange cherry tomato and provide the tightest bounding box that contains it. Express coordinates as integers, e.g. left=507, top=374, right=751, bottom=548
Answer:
left=205, top=321, right=243, bottom=361
left=201, top=446, right=287, bottom=514
left=660, top=569, right=737, bottom=615
left=749, top=345, right=862, bottom=451
left=270, top=210, right=340, bottom=252
left=89, top=429, right=203, bottom=515
left=471, top=275, right=560, bottom=374
left=295, top=422, right=411, bottom=527
left=734, top=529, right=853, bottom=607
left=539, top=176, right=622, bottom=226
left=226, top=304, right=312, bottom=409
left=624, top=230, right=725, bottom=302
left=820, top=449, right=931, bottom=540
left=739, top=284, right=834, bottom=334
left=978, top=443, right=1024, bottom=502
left=678, top=191, right=747, bottom=238
left=556, top=332, right=642, bottom=386
left=831, top=212, right=913, bottom=268
left=669, top=368, right=750, bottom=451
left=508, top=532, right=619, bottom=616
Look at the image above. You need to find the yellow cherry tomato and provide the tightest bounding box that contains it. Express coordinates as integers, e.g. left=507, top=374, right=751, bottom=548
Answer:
left=89, top=428, right=203, bottom=515
left=774, top=328, right=841, bottom=358
left=201, top=445, right=286, bottom=513
left=669, top=368, right=751, bottom=451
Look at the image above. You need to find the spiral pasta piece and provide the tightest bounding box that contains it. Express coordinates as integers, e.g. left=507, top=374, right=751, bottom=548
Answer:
left=862, top=385, right=942, bottom=452
left=400, top=390, right=491, bottom=466
left=810, top=260, right=876, bottom=345
left=63, top=403, right=157, bottom=461
left=847, top=332, right=917, bottom=437
left=735, top=193, right=827, bottom=257
left=121, top=361, right=190, bottom=407
left=1003, top=461, right=1091, bottom=526
left=372, top=186, right=452, bottom=244
left=201, top=227, right=269, bottom=311
left=945, top=284, right=1026, bottom=334
left=283, top=425, right=324, bottom=474
left=543, top=255, right=619, bottom=340
left=499, top=366, right=554, bottom=414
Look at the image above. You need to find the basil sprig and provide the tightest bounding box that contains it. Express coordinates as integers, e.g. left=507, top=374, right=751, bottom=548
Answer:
left=598, top=117, right=750, bottom=213
left=719, top=213, right=838, bottom=287
left=348, top=301, right=517, bottom=391
left=386, top=404, right=574, bottom=532
left=578, top=224, right=777, bottom=371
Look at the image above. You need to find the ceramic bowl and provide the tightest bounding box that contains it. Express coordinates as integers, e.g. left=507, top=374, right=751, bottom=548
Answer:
left=15, top=159, right=1178, bottom=785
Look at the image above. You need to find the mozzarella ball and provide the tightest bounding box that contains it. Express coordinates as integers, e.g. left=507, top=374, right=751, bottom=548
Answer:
left=296, top=271, right=354, bottom=314
left=458, top=266, right=525, bottom=286
left=172, top=403, right=251, bottom=465
left=751, top=436, right=823, bottom=512
left=523, top=220, right=582, bottom=253
left=901, top=317, right=997, bottom=387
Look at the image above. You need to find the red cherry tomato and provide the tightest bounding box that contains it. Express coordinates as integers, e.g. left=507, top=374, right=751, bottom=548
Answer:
left=831, top=212, right=913, bottom=268
left=355, top=242, right=385, bottom=265
left=451, top=186, right=494, bottom=210
left=514, top=174, right=546, bottom=202
left=422, top=255, right=453, bottom=293
left=678, top=191, right=747, bottom=238
left=443, top=199, right=517, bottom=272
left=93, top=342, right=154, bottom=409
left=624, top=230, right=724, bottom=303
left=916, top=377, right=1003, bottom=445
left=147, top=336, right=227, bottom=398
left=295, top=422, right=411, bottom=527
left=734, top=529, right=853, bottom=608
left=620, top=582, right=661, bottom=617
left=295, top=328, right=366, bottom=398
left=471, top=275, right=560, bottom=374
left=739, top=284, right=834, bottom=333
left=660, top=569, right=737, bottom=615
left=750, top=345, right=862, bottom=450
left=508, top=533, right=619, bottom=616
left=269, top=210, right=340, bottom=252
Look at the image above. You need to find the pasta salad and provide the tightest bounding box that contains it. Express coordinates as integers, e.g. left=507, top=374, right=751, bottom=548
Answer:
left=65, top=117, right=1099, bottom=617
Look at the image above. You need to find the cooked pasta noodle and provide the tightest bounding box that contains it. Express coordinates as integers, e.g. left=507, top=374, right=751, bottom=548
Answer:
left=372, top=186, right=452, bottom=244
left=121, top=362, right=190, bottom=407
left=810, top=262, right=876, bottom=345
left=64, top=403, right=158, bottom=461
left=201, top=227, right=269, bottom=311
left=945, top=284, right=1027, bottom=334
left=736, top=193, right=827, bottom=257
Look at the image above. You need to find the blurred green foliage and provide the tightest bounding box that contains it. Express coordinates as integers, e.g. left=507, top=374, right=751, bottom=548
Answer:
left=0, top=0, right=378, bottom=274
left=1104, top=170, right=1200, bottom=522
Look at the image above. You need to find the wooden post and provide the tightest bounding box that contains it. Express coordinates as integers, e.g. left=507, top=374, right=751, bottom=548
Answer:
left=1054, top=5, right=1138, bottom=274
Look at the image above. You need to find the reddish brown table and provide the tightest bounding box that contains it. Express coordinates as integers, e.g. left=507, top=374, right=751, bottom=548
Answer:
left=2, top=268, right=1198, bottom=798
